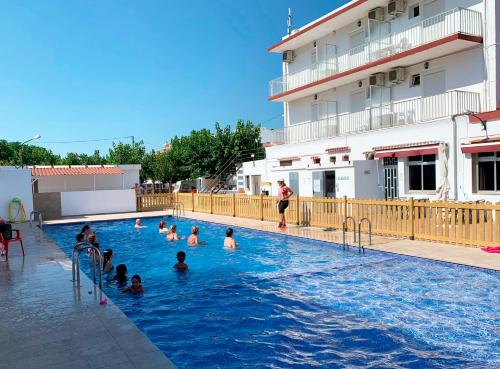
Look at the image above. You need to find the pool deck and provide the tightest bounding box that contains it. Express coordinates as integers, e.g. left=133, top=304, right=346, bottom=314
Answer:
left=46, top=210, right=500, bottom=271
left=0, top=223, right=177, bottom=369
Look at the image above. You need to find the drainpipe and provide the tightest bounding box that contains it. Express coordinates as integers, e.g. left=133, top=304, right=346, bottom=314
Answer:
left=450, top=115, right=459, bottom=200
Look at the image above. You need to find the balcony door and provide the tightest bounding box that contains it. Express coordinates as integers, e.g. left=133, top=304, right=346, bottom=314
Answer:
left=422, top=69, right=446, bottom=120
left=422, top=0, right=446, bottom=42
left=311, top=100, right=338, bottom=139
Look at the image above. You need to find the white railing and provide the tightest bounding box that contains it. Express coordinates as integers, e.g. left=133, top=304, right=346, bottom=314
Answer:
left=272, top=90, right=480, bottom=144
left=269, top=7, right=482, bottom=98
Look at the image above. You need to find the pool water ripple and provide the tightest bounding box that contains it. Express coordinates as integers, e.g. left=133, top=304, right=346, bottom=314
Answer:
left=46, top=217, right=499, bottom=369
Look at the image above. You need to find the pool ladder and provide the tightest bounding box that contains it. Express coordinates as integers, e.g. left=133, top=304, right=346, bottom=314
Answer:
left=72, top=241, right=103, bottom=300
left=29, top=210, right=43, bottom=230
left=172, top=202, right=185, bottom=218
left=342, top=217, right=371, bottom=255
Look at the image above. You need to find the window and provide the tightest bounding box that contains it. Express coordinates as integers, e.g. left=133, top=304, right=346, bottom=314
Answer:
left=408, top=154, right=436, bottom=191
left=410, top=74, right=421, bottom=87
left=279, top=160, right=293, bottom=167
left=477, top=152, right=500, bottom=191
left=409, top=4, right=420, bottom=19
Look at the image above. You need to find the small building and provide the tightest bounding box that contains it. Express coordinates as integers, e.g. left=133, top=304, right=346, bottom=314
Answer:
left=32, top=164, right=140, bottom=219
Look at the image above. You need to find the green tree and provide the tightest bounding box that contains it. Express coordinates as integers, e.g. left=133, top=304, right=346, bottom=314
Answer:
left=108, top=141, right=146, bottom=164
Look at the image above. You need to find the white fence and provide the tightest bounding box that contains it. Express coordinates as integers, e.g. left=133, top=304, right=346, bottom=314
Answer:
left=270, top=7, right=482, bottom=97
left=272, top=90, right=480, bottom=144
left=61, top=189, right=136, bottom=216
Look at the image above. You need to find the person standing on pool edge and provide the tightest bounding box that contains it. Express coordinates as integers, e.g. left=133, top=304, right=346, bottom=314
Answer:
left=276, top=179, right=293, bottom=229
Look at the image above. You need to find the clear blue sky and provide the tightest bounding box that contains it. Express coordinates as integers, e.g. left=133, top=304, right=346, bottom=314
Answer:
left=0, top=0, right=345, bottom=155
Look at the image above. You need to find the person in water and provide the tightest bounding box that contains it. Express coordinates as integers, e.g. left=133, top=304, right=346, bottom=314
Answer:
left=113, top=264, right=128, bottom=284
left=81, top=224, right=95, bottom=240
left=123, top=274, right=144, bottom=294
left=187, top=226, right=201, bottom=245
left=135, top=218, right=147, bottom=229
left=224, top=227, right=237, bottom=248
left=173, top=251, right=188, bottom=271
left=102, top=249, right=114, bottom=273
left=167, top=225, right=180, bottom=241
left=158, top=220, right=168, bottom=234
left=276, top=179, right=294, bottom=229
left=76, top=233, right=85, bottom=243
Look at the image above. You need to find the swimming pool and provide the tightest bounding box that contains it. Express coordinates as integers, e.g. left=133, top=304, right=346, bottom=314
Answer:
left=46, top=217, right=499, bottom=369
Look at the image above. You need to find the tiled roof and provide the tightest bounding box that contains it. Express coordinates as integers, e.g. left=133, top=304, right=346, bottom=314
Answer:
left=31, top=166, right=125, bottom=177
left=326, top=146, right=350, bottom=153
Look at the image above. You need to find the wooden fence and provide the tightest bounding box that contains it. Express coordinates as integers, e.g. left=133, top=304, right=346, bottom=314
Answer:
left=136, top=193, right=500, bottom=247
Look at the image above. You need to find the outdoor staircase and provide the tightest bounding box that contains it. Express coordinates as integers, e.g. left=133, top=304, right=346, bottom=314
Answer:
left=199, top=149, right=265, bottom=193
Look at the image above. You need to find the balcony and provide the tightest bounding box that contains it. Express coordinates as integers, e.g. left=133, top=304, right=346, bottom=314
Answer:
left=270, top=90, right=480, bottom=145
left=269, top=8, right=483, bottom=101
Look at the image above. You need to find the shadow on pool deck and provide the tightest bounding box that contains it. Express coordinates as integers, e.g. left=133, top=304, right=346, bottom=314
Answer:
left=0, top=223, right=177, bottom=369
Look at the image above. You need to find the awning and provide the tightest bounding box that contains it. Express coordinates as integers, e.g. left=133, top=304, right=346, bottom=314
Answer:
left=461, top=141, right=500, bottom=154
left=278, top=156, right=300, bottom=161
left=373, top=142, right=441, bottom=158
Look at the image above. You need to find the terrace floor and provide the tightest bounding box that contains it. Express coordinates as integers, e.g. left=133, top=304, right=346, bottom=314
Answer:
left=47, top=210, right=500, bottom=271
left=0, top=223, right=177, bottom=369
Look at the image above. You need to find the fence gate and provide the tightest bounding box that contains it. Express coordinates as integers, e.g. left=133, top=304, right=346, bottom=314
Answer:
left=383, top=157, right=398, bottom=200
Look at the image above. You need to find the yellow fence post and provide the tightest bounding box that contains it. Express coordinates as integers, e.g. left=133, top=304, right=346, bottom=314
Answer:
left=260, top=194, right=264, bottom=221
left=210, top=192, right=213, bottom=214
left=409, top=197, right=415, bottom=240
left=296, top=194, right=300, bottom=225
left=191, top=192, right=195, bottom=212
left=343, top=196, right=348, bottom=220
left=496, top=202, right=500, bottom=243
left=232, top=193, right=236, bottom=217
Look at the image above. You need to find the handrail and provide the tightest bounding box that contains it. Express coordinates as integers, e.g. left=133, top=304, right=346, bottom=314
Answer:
left=358, top=218, right=372, bottom=255
left=342, top=216, right=356, bottom=250
left=29, top=210, right=43, bottom=230
left=72, top=241, right=103, bottom=300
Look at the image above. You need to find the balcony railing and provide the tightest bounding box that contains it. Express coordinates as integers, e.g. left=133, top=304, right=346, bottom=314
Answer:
left=270, top=90, right=480, bottom=145
left=270, top=7, right=483, bottom=98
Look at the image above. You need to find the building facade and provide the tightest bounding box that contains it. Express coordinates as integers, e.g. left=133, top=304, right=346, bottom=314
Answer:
left=243, top=0, right=500, bottom=202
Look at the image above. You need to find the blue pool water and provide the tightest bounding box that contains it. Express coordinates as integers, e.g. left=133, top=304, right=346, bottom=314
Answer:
left=46, top=217, right=499, bottom=369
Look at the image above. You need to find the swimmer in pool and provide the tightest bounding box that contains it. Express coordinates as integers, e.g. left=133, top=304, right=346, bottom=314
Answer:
left=167, top=225, right=180, bottom=241
left=123, top=274, right=144, bottom=294
left=173, top=251, right=188, bottom=271
left=158, top=220, right=168, bottom=234
left=224, top=227, right=237, bottom=248
left=187, top=226, right=200, bottom=245
left=134, top=218, right=147, bottom=229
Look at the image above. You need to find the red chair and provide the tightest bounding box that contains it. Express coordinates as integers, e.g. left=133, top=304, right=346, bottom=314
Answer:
left=0, top=229, right=25, bottom=259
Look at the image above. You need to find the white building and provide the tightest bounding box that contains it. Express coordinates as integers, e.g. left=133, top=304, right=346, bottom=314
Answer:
left=243, top=0, right=500, bottom=202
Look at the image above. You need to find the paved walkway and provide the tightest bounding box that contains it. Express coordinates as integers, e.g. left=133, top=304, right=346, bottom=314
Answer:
left=0, top=223, right=176, bottom=369
left=47, top=210, right=500, bottom=271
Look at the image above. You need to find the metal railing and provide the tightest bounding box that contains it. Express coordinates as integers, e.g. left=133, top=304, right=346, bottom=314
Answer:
left=270, top=7, right=482, bottom=97
left=271, top=90, right=480, bottom=144
left=29, top=210, right=43, bottom=230
left=72, top=241, right=103, bottom=300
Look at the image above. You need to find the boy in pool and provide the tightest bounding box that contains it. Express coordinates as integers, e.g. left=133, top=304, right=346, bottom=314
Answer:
left=102, top=249, right=114, bottom=273
left=167, top=225, right=180, bottom=241
left=173, top=251, right=188, bottom=271
left=158, top=220, right=168, bottom=234
left=123, top=274, right=144, bottom=294
left=113, top=264, right=128, bottom=284
left=76, top=233, right=85, bottom=243
left=224, top=228, right=237, bottom=248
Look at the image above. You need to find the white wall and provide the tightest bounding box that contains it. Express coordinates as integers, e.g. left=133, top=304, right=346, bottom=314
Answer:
left=0, top=167, right=33, bottom=221
left=61, top=189, right=136, bottom=216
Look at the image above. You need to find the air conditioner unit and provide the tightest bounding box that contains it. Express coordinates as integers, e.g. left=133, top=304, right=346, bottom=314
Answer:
left=369, top=73, right=386, bottom=86
left=282, top=50, right=295, bottom=63
left=368, top=7, right=385, bottom=21
left=388, top=67, right=407, bottom=83
left=381, top=113, right=394, bottom=128
left=388, top=0, right=405, bottom=16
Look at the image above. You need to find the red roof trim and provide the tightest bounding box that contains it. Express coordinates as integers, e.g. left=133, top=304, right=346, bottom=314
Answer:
left=269, top=33, right=483, bottom=101
left=279, top=156, right=300, bottom=161
left=375, top=147, right=439, bottom=158
left=469, top=109, right=500, bottom=123
left=326, top=146, right=350, bottom=153
left=268, top=0, right=369, bottom=52
left=32, top=167, right=125, bottom=177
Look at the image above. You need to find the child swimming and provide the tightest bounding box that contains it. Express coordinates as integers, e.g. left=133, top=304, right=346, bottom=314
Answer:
left=167, top=225, right=180, bottom=241
left=224, top=227, right=237, bottom=248
left=134, top=218, right=147, bottom=229
left=158, top=220, right=168, bottom=234
left=113, top=264, right=128, bottom=284
left=173, top=251, right=188, bottom=271
left=102, top=249, right=114, bottom=273
left=81, top=224, right=95, bottom=240
left=187, top=226, right=200, bottom=245
left=123, top=274, right=144, bottom=294
left=76, top=233, right=85, bottom=243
